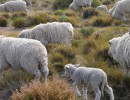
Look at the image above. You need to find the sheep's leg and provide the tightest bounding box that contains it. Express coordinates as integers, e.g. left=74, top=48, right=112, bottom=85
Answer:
left=41, top=67, right=49, bottom=85
left=104, top=84, right=114, bottom=100
left=34, top=69, right=41, bottom=82
left=92, top=83, right=101, bottom=100
left=82, top=84, right=88, bottom=100
left=72, top=82, right=81, bottom=96
left=40, top=59, right=49, bottom=85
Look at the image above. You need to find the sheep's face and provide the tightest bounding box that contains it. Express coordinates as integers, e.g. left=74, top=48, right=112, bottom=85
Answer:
left=19, top=32, right=25, bottom=38
left=64, top=64, right=80, bottom=78
left=69, top=2, right=79, bottom=11
left=108, top=37, right=121, bottom=60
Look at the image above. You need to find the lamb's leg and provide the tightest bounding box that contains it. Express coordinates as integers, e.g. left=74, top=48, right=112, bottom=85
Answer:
left=92, top=83, right=101, bottom=100
left=72, top=82, right=81, bottom=96
left=104, top=83, right=114, bottom=100
left=82, top=84, right=88, bottom=100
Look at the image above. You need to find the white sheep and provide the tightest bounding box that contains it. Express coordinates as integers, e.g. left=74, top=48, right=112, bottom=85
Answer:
left=108, top=32, right=130, bottom=75
left=111, top=0, right=130, bottom=21
left=0, top=35, right=49, bottom=84
left=69, top=0, right=93, bottom=10
left=108, top=1, right=121, bottom=15
left=0, top=0, right=28, bottom=12
left=96, top=5, right=108, bottom=13
left=64, top=64, right=114, bottom=100
left=19, top=22, right=74, bottom=46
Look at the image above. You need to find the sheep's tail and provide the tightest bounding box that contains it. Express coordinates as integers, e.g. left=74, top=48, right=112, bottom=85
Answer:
left=101, top=74, right=107, bottom=97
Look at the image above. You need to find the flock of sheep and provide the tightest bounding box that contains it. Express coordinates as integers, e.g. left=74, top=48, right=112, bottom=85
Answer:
left=0, top=0, right=130, bottom=100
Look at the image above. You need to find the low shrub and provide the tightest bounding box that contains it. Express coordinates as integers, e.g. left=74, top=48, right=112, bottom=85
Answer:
left=10, top=79, right=75, bottom=100
left=80, top=27, right=94, bottom=37
left=92, top=0, right=102, bottom=7
left=12, top=17, right=25, bottom=28
left=11, top=12, right=27, bottom=20
left=53, top=0, right=73, bottom=10
left=54, top=9, right=64, bottom=15
left=0, top=17, right=8, bottom=27
left=83, top=8, right=99, bottom=18
left=92, top=16, right=113, bottom=26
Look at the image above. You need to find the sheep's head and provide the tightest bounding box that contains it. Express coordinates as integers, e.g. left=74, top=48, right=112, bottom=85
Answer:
left=64, top=64, right=80, bottom=78
left=69, top=2, right=79, bottom=11
left=19, top=29, right=32, bottom=38
left=108, top=37, right=121, bottom=60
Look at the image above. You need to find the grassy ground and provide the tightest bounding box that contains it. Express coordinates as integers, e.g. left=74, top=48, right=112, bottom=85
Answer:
left=0, top=0, right=130, bottom=100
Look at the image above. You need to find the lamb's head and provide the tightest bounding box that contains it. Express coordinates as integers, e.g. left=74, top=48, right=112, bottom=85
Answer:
left=64, top=64, right=80, bottom=77
left=108, top=37, right=121, bottom=60
left=69, top=2, right=79, bottom=11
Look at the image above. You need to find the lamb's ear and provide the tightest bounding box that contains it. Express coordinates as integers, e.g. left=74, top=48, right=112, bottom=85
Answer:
left=64, top=65, right=70, bottom=70
left=74, top=64, right=80, bottom=68
left=108, top=40, right=112, bottom=45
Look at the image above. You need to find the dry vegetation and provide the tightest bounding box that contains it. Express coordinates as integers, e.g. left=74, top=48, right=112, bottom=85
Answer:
left=0, top=0, right=130, bottom=100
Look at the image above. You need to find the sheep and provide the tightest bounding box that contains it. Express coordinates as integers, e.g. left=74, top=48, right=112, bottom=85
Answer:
left=0, top=35, right=49, bottom=84
left=108, top=1, right=121, bottom=15
left=64, top=64, right=114, bottom=100
left=96, top=5, right=108, bottom=13
left=108, top=32, right=130, bottom=75
left=69, top=0, right=93, bottom=10
left=0, top=0, right=28, bottom=12
left=111, top=0, right=130, bottom=21
left=19, top=22, right=74, bottom=46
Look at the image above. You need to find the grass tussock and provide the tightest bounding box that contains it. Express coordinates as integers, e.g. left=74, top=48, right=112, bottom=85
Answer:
left=10, top=79, right=75, bottom=100
left=0, top=16, right=8, bottom=27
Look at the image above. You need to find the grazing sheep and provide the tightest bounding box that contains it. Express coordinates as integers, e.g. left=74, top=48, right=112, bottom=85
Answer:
left=64, top=64, right=114, bottom=100
left=0, top=0, right=28, bottom=12
left=0, top=35, right=49, bottom=84
left=108, top=32, right=130, bottom=75
left=69, top=0, right=93, bottom=10
left=19, top=22, right=74, bottom=46
left=111, top=0, right=130, bottom=21
left=96, top=5, right=108, bottom=13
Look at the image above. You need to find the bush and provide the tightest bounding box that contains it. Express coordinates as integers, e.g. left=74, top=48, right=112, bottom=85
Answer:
left=54, top=9, right=64, bottom=15
left=83, top=8, right=99, bottom=18
left=53, top=0, right=73, bottom=10
left=12, top=17, right=25, bottom=28
left=92, top=0, right=102, bottom=7
left=0, top=17, right=8, bottom=27
left=26, top=12, right=50, bottom=26
left=11, top=12, right=27, bottom=20
left=10, top=79, right=75, bottom=100
left=80, top=27, right=94, bottom=37
left=92, top=16, right=113, bottom=26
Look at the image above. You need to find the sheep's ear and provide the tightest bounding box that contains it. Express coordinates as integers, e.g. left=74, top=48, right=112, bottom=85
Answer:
left=74, top=64, right=80, bottom=68
left=64, top=66, right=70, bottom=70
left=108, top=40, right=112, bottom=45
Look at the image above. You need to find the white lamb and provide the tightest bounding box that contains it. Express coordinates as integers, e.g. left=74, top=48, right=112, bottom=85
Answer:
left=0, top=1, right=28, bottom=12
left=19, top=22, right=74, bottom=46
left=0, top=35, right=49, bottom=84
left=96, top=5, right=108, bottom=13
left=64, top=64, right=114, bottom=100
left=69, top=0, right=93, bottom=10
left=108, top=32, right=130, bottom=75
left=111, top=0, right=130, bottom=21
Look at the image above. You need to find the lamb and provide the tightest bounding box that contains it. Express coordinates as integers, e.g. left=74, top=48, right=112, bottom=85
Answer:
left=108, top=32, right=130, bottom=75
left=0, top=35, right=49, bottom=84
left=69, top=0, right=93, bottom=10
left=111, top=0, right=130, bottom=21
left=19, top=22, right=74, bottom=46
left=0, top=0, right=28, bottom=12
left=96, top=5, right=108, bottom=13
left=64, top=64, right=114, bottom=100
